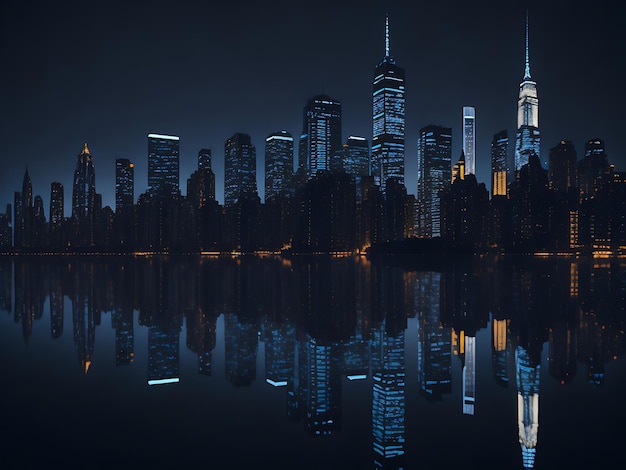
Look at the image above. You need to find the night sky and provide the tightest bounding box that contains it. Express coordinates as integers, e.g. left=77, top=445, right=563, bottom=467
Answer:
left=1, top=0, right=623, bottom=214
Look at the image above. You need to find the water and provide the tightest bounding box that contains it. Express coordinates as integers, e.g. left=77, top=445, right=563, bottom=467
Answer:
left=0, top=254, right=624, bottom=469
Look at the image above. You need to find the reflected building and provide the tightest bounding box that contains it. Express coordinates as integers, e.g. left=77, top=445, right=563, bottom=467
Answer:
left=515, top=345, right=540, bottom=469
left=113, top=306, right=134, bottom=366
left=416, top=272, right=452, bottom=400
left=264, top=319, right=295, bottom=388
left=224, top=313, right=258, bottom=387
left=49, top=263, right=64, bottom=338
left=148, top=325, right=180, bottom=385
left=372, top=320, right=405, bottom=468
left=71, top=263, right=96, bottom=373
left=372, top=15, right=405, bottom=192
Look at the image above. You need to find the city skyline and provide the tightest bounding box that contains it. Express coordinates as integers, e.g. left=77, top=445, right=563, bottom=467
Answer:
left=0, top=0, right=623, bottom=213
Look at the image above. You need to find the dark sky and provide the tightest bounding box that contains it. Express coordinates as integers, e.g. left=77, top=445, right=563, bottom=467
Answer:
left=1, top=0, right=624, bottom=214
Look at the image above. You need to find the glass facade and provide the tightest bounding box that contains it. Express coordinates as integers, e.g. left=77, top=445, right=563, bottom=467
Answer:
left=491, top=130, right=509, bottom=196
left=300, top=96, right=342, bottom=177
left=115, top=158, right=134, bottom=212
left=147, top=134, right=180, bottom=196
left=417, top=125, right=452, bottom=238
left=515, top=15, right=540, bottom=171
left=72, top=143, right=96, bottom=246
left=463, top=106, right=476, bottom=176
left=265, top=130, right=294, bottom=201
left=372, top=55, right=405, bottom=191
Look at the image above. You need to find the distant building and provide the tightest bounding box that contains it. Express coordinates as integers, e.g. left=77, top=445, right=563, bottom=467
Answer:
left=299, top=95, right=342, bottom=177
left=372, top=15, right=405, bottom=192
left=491, top=130, right=509, bottom=197
left=515, top=13, right=541, bottom=171
left=463, top=107, right=476, bottom=176
left=148, top=133, right=180, bottom=196
left=332, top=135, right=369, bottom=178
left=417, top=125, right=452, bottom=238
left=265, top=130, right=294, bottom=201
left=224, top=132, right=257, bottom=206
left=49, top=182, right=64, bottom=249
left=115, top=158, right=134, bottom=212
left=72, top=143, right=96, bottom=247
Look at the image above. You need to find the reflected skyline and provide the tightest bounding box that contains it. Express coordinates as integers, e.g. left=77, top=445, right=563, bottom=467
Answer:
left=1, top=255, right=625, bottom=468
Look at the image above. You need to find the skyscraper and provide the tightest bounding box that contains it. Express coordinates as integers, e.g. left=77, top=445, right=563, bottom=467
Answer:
left=115, top=159, right=134, bottom=213
left=49, top=182, right=64, bottom=248
left=72, top=143, right=96, bottom=247
left=299, top=95, right=342, bottom=177
left=224, top=132, right=257, bottom=206
left=491, top=130, right=509, bottom=197
left=372, top=15, right=405, bottom=192
left=148, top=133, right=180, bottom=196
left=198, top=148, right=212, bottom=171
left=417, top=125, right=452, bottom=238
left=515, top=12, right=540, bottom=171
left=332, top=136, right=370, bottom=177
left=265, top=130, right=294, bottom=201
left=463, top=107, right=476, bottom=176
left=548, top=141, right=577, bottom=194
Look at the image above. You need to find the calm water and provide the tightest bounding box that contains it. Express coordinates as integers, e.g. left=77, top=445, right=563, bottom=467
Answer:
left=0, top=254, right=624, bottom=469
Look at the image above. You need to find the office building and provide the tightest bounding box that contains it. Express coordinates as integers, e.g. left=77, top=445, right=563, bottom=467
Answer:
left=417, top=125, right=452, bottom=238
left=491, top=130, right=509, bottom=197
left=115, top=159, right=134, bottom=212
left=299, top=95, right=342, bottom=177
left=265, top=130, right=294, bottom=201
left=463, top=107, right=476, bottom=176
left=548, top=141, right=577, bottom=194
left=148, top=133, right=180, bottom=196
left=372, top=15, right=405, bottom=192
left=224, top=132, right=257, bottom=206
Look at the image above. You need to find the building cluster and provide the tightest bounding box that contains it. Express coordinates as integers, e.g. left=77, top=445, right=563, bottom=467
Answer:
left=1, top=14, right=624, bottom=255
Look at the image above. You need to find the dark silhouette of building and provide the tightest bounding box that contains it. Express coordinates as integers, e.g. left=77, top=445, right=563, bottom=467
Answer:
left=265, top=130, right=294, bottom=201
left=491, top=129, right=509, bottom=197
left=148, top=133, right=180, bottom=196
left=71, top=143, right=96, bottom=248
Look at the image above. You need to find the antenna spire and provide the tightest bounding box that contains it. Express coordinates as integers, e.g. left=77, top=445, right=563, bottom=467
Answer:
left=524, top=10, right=531, bottom=80
left=385, top=14, right=390, bottom=57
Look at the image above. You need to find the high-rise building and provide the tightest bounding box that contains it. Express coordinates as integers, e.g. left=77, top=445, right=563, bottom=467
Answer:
left=148, top=133, right=180, bottom=196
left=224, top=132, right=257, bottom=206
left=515, top=12, right=540, bottom=171
left=72, top=143, right=96, bottom=247
left=372, top=15, right=405, bottom=192
left=491, top=130, right=509, bottom=197
left=299, top=95, right=342, bottom=177
left=578, top=138, right=609, bottom=198
left=463, top=107, right=476, bottom=176
left=115, top=159, right=134, bottom=212
left=548, top=141, right=577, bottom=194
left=198, top=148, right=212, bottom=171
left=49, top=182, right=64, bottom=248
left=417, top=125, right=452, bottom=238
left=332, top=136, right=370, bottom=177
left=265, top=130, right=294, bottom=201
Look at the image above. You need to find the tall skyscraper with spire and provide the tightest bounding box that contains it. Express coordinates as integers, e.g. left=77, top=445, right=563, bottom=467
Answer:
left=72, top=143, right=96, bottom=247
left=372, top=14, right=405, bottom=192
left=515, top=11, right=540, bottom=172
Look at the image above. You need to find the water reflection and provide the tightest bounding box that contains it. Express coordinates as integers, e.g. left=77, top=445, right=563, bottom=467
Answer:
left=1, top=255, right=625, bottom=468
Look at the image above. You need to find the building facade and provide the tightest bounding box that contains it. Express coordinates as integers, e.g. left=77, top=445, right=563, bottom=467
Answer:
left=417, top=125, right=452, bottom=238
left=224, top=132, right=257, bottom=206
left=265, top=130, right=294, bottom=201
left=491, top=130, right=509, bottom=197
left=299, top=95, right=342, bottom=178
left=372, top=15, right=405, bottom=192
left=148, top=133, right=180, bottom=196
left=462, top=106, right=476, bottom=176
left=514, top=13, right=540, bottom=171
